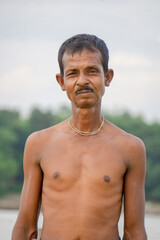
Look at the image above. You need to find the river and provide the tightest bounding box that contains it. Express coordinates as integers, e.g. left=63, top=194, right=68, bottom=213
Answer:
left=0, top=209, right=160, bottom=239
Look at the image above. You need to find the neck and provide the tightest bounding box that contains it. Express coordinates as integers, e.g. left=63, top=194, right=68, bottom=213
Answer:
left=71, top=104, right=103, bottom=133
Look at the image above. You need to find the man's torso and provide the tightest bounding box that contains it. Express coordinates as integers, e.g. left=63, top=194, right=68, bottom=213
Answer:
left=37, top=120, right=129, bottom=240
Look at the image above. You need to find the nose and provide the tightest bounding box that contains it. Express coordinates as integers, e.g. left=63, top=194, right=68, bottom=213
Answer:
left=76, top=73, right=89, bottom=86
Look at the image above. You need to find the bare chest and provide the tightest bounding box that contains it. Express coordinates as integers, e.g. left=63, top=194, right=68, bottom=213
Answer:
left=40, top=135, right=126, bottom=192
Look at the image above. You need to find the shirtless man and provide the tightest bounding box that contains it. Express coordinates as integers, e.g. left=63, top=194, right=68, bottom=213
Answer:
left=12, top=34, right=147, bottom=240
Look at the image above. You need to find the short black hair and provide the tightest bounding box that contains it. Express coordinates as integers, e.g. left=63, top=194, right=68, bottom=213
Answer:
left=58, top=34, right=109, bottom=76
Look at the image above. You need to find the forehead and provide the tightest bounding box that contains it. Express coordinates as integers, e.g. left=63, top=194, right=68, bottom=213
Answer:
left=62, top=49, right=103, bottom=71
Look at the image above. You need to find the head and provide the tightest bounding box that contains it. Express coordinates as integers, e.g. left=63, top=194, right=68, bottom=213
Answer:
left=58, top=34, right=109, bottom=76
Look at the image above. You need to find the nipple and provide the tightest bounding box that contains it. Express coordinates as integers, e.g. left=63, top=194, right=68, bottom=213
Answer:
left=104, top=175, right=110, bottom=182
left=53, top=172, right=60, bottom=179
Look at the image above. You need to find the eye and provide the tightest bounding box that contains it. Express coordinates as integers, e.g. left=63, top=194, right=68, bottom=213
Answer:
left=90, top=70, right=97, bottom=73
left=88, top=69, right=98, bottom=74
left=66, top=71, right=77, bottom=77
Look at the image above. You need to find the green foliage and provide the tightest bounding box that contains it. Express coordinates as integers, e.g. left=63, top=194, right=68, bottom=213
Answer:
left=29, top=108, right=55, bottom=132
left=0, top=153, right=18, bottom=182
left=0, top=107, right=160, bottom=202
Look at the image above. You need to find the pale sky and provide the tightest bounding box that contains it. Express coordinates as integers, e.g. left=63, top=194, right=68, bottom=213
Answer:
left=0, top=0, right=160, bottom=122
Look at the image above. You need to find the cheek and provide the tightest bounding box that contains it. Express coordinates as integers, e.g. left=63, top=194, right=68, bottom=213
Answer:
left=64, top=81, right=72, bottom=92
left=96, top=79, right=105, bottom=95
left=64, top=83, right=75, bottom=99
left=100, top=86, right=105, bottom=97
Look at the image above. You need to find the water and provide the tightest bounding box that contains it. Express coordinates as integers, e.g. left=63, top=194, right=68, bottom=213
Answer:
left=0, top=209, right=160, bottom=239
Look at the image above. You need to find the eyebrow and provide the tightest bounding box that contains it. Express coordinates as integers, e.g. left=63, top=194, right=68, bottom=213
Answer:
left=66, top=68, right=78, bottom=72
left=65, top=65, right=101, bottom=75
left=86, top=65, right=100, bottom=70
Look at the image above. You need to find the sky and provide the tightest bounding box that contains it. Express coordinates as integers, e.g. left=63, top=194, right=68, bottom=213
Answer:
left=0, top=0, right=160, bottom=122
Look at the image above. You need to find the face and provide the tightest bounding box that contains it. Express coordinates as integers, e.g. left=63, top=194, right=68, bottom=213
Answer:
left=56, top=49, right=113, bottom=108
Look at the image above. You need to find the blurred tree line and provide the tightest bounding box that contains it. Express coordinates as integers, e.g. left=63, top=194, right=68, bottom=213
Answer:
left=0, top=106, right=160, bottom=202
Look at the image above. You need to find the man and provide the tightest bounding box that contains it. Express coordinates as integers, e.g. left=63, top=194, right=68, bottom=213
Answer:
left=12, top=34, right=147, bottom=240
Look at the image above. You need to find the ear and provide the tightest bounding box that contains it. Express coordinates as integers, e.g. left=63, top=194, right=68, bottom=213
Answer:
left=56, top=74, right=66, bottom=91
left=104, top=69, right=114, bottom=87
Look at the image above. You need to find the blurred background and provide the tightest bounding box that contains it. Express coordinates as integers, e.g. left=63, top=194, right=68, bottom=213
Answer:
left=0, top=0, right=160, bottom=239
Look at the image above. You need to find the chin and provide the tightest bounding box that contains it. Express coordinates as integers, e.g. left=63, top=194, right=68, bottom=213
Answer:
left=78, top=103, right=94, bottom=108
left=74, top=99, right=99, bottom=108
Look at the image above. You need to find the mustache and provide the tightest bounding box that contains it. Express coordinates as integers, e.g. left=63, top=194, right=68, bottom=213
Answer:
left=75, top=85, right=94, bottom=94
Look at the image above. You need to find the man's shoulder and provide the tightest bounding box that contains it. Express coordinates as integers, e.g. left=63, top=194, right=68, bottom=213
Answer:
left=106, top=120, right=145, bottom=152
left=26, top=119, right=68, bottom=146
left=106, top=121, right=146, bottom=169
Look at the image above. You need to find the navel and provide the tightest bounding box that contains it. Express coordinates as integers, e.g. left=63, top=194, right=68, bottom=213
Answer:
left=103, top=175, right=111, bottom=183
left=53, top=171, right=60, bottom=179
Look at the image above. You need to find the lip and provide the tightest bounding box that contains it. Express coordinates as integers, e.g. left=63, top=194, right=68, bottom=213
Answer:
left=76, top=89, right=93, bottom=95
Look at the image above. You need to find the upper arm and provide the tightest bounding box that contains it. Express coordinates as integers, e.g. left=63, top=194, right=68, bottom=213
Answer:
left=13, top=132, right=43, bottom=236
left=123, top=137, right=147, bottom=239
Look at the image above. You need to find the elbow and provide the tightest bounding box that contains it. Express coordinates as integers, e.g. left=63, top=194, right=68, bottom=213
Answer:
left=28, top=228, right=38, bottom=240
left=123, top=228, right=147, bottom=240
left=12, top=224, right=37, bottom=240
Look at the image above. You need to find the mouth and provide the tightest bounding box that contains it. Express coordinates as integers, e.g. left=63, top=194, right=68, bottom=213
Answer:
left=75, top=87, right=94, bottom=95
left=76, top=90, right=93, bottom=95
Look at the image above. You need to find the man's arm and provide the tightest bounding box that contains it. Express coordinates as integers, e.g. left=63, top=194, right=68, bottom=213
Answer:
left=12, top=132, right=43, bottom=240
left=123, top=136, right=147, bottom=240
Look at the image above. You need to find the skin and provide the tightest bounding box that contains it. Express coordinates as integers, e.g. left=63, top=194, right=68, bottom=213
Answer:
left=12, top=49, right=147, bottom=240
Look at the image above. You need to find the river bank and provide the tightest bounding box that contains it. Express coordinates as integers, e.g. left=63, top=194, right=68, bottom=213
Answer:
left=0, top=193, right=20, bottom=210
left=0, top=193, right=160, bottom=214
